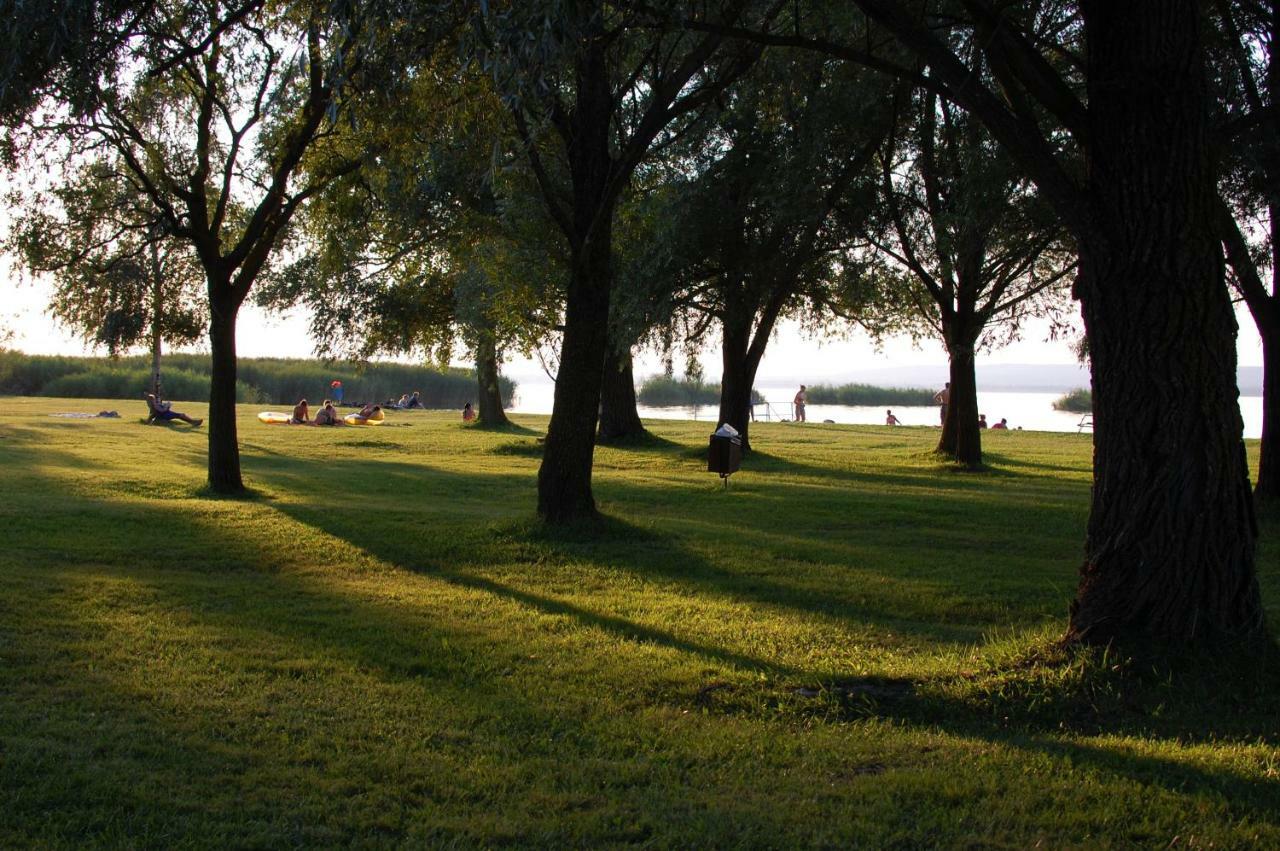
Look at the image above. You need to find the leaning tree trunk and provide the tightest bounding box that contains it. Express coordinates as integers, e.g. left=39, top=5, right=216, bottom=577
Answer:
left=474, top=327, right=510, bottom=428
left=598, top=346, right=647, bottom=444
left=207, top=287, right=245, bottom=494
left=1258, top=315, right=1280, bottom=501
left=937, top=337, right=982, bottom=468
left=1067, top=0, right=1265, bottom=645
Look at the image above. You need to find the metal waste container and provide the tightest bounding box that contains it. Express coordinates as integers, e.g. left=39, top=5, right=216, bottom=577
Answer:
left=708, top=433, right=742, bottom=480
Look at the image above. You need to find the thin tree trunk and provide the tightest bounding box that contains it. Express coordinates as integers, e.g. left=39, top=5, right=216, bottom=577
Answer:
left=149, top=238, right=163, bottom=398
left=206, top=288, right=244, bottom=494
left=938, top=339, right=981, bottom=467
left=150, top=326, right=163, bottom=399
left=474, top=328, right=510, bottom=428
left=1067, top=1, right=1264, bottom=645
left=598, top=345, right=646, bottom=443
left=1258, top=317, right=1280, bottom=500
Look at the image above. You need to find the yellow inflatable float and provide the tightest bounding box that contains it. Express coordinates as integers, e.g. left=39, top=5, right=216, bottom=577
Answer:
left=344, top=409, right=385, bottom=426
left=258, top=412, right=295, bottom=425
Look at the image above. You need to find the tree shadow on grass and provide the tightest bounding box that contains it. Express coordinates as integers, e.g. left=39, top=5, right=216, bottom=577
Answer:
left=694, top=641, right=1280, bottom=831
left=8, top=444, right=1280, bottom=842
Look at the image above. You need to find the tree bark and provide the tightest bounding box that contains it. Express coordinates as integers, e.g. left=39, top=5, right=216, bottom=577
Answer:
left=149, top=239, right=164, bottom=398
left=474, top=328, right=510, bottom=428
left=598, top=345, right=646, bottom=443
left=1258, top=316, right=1280, bottom=500
left=536, top=9, right=616, bottom=524
left=206, top=286, right=244, bottom=494
left=1066, top=1, right=1265, bottom=645
left=717, top=307, right=760, bottom=452
left=537, top=225, right=611, bottom=522
left=937, top=337, right=982, bottom=467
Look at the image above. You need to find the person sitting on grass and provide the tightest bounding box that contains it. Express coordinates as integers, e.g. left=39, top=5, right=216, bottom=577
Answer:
left=291, top=398, right=310, bottom=424
left=312, top=400, right=340, bottom=426
left=144, top=393, right=202, bottom=426
left=406, top=390, right=424, bottom=409
left=462, top=402, right=476, bottom=422
left=978, top=414, right=988, bottom=429
left=395, top=394, right=410, bottom=409
left=991, top=417, right=1009, bottom=430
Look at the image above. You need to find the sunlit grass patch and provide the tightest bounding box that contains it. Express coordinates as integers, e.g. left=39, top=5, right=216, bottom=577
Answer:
left=0, top=396, right=1277, bottom=847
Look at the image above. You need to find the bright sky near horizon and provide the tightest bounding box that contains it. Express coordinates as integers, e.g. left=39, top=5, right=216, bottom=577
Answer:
left=2, top=261, right=1266, bottom=381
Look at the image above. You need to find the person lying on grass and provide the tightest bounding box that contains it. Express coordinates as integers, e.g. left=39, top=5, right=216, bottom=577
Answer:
left=346, top=403, right=382, bottom=424
left=144, top=393, right=202, bottom=426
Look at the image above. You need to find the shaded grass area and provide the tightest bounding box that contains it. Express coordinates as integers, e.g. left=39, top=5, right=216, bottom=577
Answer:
left=1, top=397, right=1278, bottom=847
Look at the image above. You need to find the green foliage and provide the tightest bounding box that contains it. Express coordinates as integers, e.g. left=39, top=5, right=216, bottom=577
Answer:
left=805, top=383, right=936, bottom=406
left=0, top=350, right=515, bottom=406
left=637, top=375, right=763, bottom=407
left=1053, top=388, right=1092, bottom=413
left=0, top=398, right=1276, bottom=846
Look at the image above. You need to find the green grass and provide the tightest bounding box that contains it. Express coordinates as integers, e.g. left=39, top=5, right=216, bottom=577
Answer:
left=1, top=397, right=1278, bottom=847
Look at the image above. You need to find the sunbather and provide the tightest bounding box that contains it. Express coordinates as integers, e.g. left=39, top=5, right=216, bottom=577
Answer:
left=144, top=393, right=202, bottom=426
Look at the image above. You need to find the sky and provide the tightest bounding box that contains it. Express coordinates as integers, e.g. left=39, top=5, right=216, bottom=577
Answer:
left=2, top=261, right=1267, bottom=385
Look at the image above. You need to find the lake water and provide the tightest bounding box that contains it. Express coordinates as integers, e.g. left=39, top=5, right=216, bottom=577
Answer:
left=508, top=379, right=1266, bottom=439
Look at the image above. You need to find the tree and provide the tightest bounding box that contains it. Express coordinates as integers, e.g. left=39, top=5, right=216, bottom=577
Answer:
left=7, top=0, right=369, bottom=493
left=479, top=1, right=774, bottom=522
left=865, top=85, right=1073, bottom=468
left=1209, top=0, right=1280, bottom=502
left=692, top=0, right=1266, bottom=646
left=259, top=59, right=561, bottom=428
left=632, top=50, right=894, bottom=450
left=8, top=158, right=205, bottom=396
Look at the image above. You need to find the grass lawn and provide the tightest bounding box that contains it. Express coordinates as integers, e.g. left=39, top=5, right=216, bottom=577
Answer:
left=1, top=396, right=1277, bottom=847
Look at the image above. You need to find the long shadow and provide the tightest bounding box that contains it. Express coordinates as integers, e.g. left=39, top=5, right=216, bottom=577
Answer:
left=7, top=436, right=1280, bottom=842
left=251, top=451, right=1010, bottom=648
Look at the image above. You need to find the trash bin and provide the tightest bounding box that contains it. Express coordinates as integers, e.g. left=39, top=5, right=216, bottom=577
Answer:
left=708, top=432, right=742, bottom=479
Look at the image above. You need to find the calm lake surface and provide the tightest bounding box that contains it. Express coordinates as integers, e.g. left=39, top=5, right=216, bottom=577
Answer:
left=508, top=379, right=1265, bottom=439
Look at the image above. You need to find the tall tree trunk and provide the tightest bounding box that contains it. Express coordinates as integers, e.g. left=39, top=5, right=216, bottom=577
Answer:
left=207, top=287, right=244, bottom=494
left=598, top=345, right=646, bottom=443
left=717, top=308, right=759, bottom=451
left=538, top=226, right=611, bottom=522
left=938, top=338, right=982, bottom=467
left=1258, top=316, right=1280, bottom=500
left=1067, top=1, right=1264, bottom=645
left=537, top=13, right=614, bottom=524
left=474, top=328, right=510, bottom=428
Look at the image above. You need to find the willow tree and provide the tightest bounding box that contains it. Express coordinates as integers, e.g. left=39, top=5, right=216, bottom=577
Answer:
left=864, top=85, right=1074, bottom=468
left=479, top=0, right=774, bottom=522
left=6, top=0, right=372, bottom=492
left=694, top=0, right=1266, bottom=647
left=8, top=159, right=205, bottom=396
left=625, top=50, right=895, bottom=451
